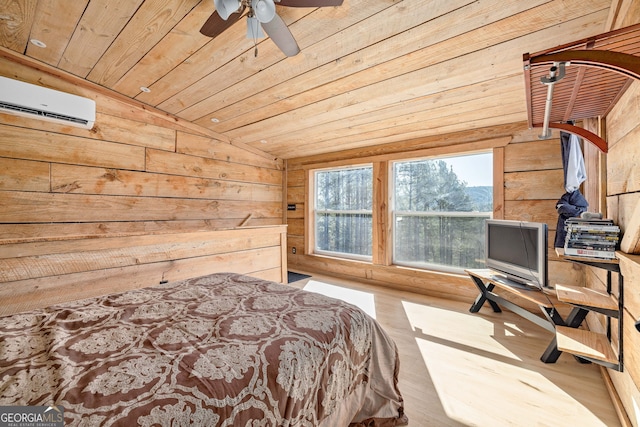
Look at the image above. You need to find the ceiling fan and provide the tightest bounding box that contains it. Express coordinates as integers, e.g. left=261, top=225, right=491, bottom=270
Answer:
left=200, top=0, right=344, bottom=57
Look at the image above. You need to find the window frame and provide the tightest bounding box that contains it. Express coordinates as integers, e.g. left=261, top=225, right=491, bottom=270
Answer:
left=303, top=143, right=503, bottom=276
left=389, top=152, right=494, bottom=274
left=310, top=164, right=374, bottom=262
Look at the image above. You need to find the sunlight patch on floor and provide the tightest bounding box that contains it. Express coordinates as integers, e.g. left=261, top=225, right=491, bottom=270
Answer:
left=303, top=280, right=377, bottom=318
left=402, top=300, right=611, bottom=426
left=415, top=337, right=610, bottom=426
left=401, top=300, right=525, bottom=359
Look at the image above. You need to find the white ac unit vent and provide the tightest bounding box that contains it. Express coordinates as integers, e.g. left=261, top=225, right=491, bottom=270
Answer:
left=0, top=76, right=96, bottom=129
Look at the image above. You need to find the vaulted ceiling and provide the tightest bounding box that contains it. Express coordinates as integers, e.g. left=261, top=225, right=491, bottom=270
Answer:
left=0, top=0, right=636, bottom=159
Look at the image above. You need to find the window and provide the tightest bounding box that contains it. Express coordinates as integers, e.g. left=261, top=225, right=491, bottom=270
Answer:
left=392, top=153, right=493, bottom=273
left=313, top=165, right=373, bottom=260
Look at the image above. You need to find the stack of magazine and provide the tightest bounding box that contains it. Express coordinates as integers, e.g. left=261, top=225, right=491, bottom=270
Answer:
left=563, top=217, right=620, bottom=259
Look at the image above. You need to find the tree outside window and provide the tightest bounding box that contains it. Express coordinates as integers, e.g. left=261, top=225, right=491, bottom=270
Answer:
left=393, top=153, right=493, bottom=272
left=314, top=166, right=373, bottom=260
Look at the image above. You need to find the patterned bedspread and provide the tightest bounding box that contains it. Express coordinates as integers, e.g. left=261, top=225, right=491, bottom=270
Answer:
left=0, top=273, right=407, bottom=426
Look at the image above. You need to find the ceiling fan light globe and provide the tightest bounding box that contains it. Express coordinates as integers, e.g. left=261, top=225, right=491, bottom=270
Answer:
left=247, top=16, right=265, bottom=38
left=253, top=0, right=276, bottom=23
left=214, top=0, right=241, bottom=20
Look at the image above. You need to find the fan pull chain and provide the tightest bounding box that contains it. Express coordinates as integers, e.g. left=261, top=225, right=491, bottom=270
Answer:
left=248, top=18, right=259, bottom=57
left=252, top=28, right=259, bottom=57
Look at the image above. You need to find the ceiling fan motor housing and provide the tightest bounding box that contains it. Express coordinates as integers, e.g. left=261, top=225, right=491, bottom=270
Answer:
left=204, top=0, right=345, bottom=57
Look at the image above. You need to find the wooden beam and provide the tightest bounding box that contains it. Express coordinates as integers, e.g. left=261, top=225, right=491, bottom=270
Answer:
left=372, top=161, right=390, bottom=266
left=620, top=198, right=640, bottom=254
left=523, top=53, right=534, bottom=128
left=298, top=136, right=513, bottom=170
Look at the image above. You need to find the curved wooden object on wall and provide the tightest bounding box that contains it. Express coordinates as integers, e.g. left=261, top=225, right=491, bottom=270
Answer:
left=524, top=23, right=640, bottom=153
left=527, top=50, right=640, bottom=153
left=546, top=122, right=608, bottom=153
left=530, top=50, right=640, bottom=80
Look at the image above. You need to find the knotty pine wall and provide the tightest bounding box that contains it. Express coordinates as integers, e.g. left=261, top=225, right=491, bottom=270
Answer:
left=601, top=80, right=640, bottom=427
left=0, top=56, right=286, bottom=314
left=286, top=122, right=582, bottom=304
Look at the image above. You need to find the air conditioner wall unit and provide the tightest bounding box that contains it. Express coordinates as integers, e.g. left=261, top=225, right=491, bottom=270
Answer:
left=0, top=76, right=96, bottom=129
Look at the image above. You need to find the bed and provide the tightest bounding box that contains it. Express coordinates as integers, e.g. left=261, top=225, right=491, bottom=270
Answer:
left=0, top=272, right=408, bottom=426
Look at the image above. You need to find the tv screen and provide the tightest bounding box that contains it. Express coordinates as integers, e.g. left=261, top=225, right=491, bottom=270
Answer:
left=485, top=219, right=548, bottom=289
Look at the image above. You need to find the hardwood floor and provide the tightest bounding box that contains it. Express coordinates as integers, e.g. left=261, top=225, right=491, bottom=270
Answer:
left=288, top=271, right=622, bottom=427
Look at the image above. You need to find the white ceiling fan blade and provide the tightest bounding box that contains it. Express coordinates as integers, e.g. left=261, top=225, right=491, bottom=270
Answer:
left=200, top=5, right=246, bottom=37
left=261, top=14, right=300, bottom=57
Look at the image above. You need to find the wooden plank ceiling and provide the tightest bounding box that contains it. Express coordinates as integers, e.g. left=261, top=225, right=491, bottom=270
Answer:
left=0, top=0, right=628, bottom=159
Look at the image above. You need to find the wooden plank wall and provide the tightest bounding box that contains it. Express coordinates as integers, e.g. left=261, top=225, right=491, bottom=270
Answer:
left=0, top=56, right=286, bottom=314
left=285, top=122, right=580, bottom=305
left=601, top=79, right=640, bottom=427
left=0, top=56, right=284, bottom=241
left=0, top=226, right=288, bottom=317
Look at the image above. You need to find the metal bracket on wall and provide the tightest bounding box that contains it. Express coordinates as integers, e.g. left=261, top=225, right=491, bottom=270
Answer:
left=538, top=61, right=567, bottom=140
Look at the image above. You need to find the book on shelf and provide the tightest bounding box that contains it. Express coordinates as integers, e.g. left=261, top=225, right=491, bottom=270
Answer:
left=566, top=240, right=616, bottom=251
left=563, top=247, right=617, bottom=259
left=563, top=216, right=620, bottom=259
left=566, top=234, right=618, bottom=242
left=566, top=217, right=614, bottom=224
left=565, top=225, right=621, bottom=233
left=564, top=218, right=620, bottom=234
left=565, top=235, right=620, bottom=243
left=567, top=215, right=613, bottom=224
left=566, top=228, right=613, bottom=235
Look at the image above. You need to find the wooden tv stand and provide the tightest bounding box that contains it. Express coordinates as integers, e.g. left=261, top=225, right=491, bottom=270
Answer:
left=466, top=269, right=585, bottom=363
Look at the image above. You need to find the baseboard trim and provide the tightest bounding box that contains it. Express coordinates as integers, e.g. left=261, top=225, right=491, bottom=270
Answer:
left=600, top=366, right=632, bottom=427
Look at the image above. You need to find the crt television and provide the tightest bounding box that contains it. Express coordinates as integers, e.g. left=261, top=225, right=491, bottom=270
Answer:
left=484, top=219, right=548, bottom=289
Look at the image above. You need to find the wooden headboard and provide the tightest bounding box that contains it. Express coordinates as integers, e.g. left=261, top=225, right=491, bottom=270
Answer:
left=0, top=225, right=287, bottom=316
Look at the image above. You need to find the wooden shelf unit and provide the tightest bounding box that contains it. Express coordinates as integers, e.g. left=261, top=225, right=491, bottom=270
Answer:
left=467, top=268, right=569, bottom=364
left=555, top=284, right=619, bottom=314
left=555, top=252, right=623, bottom=371
left=555, top=326, right=619, bottom=365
